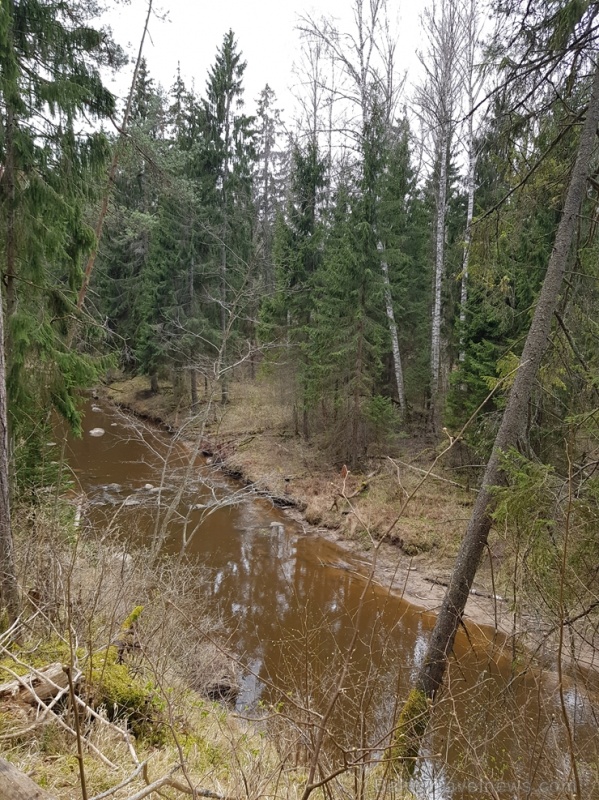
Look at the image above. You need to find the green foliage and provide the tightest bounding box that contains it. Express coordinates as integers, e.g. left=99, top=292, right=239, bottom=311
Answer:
left=88, top=647, right=166, bottom=744
left=364, top=395, right=401, bottom=445
left=0, top=0, right=117, bottom=491
left=492, top=447, right=599, bottom=614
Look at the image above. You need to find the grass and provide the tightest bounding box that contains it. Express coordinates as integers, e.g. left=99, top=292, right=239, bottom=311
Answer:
left=106, top=370, right=473, bottom=566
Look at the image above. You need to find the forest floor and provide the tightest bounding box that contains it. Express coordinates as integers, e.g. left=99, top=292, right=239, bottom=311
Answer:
left=105, top=371, right=527, bottom=652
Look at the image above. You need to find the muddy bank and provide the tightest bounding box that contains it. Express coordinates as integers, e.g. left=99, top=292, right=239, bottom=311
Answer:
left=102, top=375, right=599, bottom=679
left=103, top=379, right=518, bottom=639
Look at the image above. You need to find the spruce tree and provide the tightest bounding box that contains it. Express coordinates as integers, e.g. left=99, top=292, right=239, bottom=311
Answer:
left=0, top=0, right=116, bottom=443
left=203, top=30, right=256, bottom=403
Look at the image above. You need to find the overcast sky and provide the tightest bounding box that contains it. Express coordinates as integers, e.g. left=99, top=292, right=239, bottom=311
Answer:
left=103, top=0, right=427, bottom=124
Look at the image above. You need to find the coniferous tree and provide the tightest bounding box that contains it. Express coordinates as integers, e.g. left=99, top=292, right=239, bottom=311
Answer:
left=254, top=85, right=286, bottom=293
left=203, top=30, right=256, bottom=403
left=0, top=0, right=117, bottom=619
left=0, top=0, right=116, bottom=435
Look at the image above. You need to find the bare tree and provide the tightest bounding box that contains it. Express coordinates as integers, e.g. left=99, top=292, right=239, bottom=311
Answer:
left=391, top=55, right=599, bottom=772
left=415, top=0, right=464, bottom=425
left=298, top=0, right=407, bottom=412
left=457, top=0, right=486, bottom=362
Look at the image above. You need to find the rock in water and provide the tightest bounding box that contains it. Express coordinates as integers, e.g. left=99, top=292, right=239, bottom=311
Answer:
left=89, top=428, right=105, bottom=437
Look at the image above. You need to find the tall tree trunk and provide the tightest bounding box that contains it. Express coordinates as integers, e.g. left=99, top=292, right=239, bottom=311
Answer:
left=0, top=282, right=20, bottom=627
left=220, top=95, right=232, bottom=406
left=378, top=243, right=406, bottom=414
left=190, top=369, right=199, bottom=412
left=391, top=59, right=599, bottom=771
left=459, top=113, right=475, bottom=363
left=430, top=132, right=448, bottom=425
left=4, top=106, right=17, bottom=325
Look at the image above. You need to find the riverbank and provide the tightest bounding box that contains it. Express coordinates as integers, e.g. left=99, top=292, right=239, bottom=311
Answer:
left=104, top=373, right=521, bottom=649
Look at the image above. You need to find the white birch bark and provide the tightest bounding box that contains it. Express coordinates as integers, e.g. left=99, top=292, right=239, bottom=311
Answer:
left=458, top=0, right=483, bottom=363
left=431, top=133, right=448, bottom=402
left=378, top=242, right=406, bottom=414
left=459, top=113, right=475, bottom=362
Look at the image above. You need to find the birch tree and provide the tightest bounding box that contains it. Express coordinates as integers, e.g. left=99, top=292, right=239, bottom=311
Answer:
left=415, top=0, right=464, bottom=424
left=457, top=0, right=486, bottom=362
left=298, top=0, right=407, bottom=412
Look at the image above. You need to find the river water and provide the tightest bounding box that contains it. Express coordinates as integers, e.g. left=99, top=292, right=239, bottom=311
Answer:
left=65, top=401, right=599, bottom=799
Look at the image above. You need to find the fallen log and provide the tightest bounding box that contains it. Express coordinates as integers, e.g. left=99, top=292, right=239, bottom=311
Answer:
left=424, top=576, right=505, bottom=603
left=0, top=757, right=57, bottom=799
left=0, top=662, right=74, bottom=705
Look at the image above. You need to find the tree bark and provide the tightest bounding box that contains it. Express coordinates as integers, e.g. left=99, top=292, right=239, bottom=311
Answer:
left=0, top=278, right=20, bottom=626
left=393, top=58, right=599, bottom=767
left=0, top=757, right=57, bottom=800
left=190, top=369, right=199, bottom=411
left=430, top=131, right=448, bottom=424
left=0, top=663, right=75, bottom=704
left=459, top=113, right=475, bottom=362
left=378, top=243, right=406, bottom=414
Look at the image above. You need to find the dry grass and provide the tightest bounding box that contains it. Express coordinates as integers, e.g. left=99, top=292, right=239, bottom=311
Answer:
left=1, top=503, right=286, bottom=800
left=106, top=370, right=481, bottom=587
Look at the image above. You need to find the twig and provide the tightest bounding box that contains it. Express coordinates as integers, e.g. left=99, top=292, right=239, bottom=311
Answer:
left=386, top=457, right=476, bottom=492
left=89, top=762, right=149, bottom=800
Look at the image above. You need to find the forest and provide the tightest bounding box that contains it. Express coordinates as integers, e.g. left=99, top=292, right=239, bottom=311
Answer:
left=1, top=0, right=599, bottom=798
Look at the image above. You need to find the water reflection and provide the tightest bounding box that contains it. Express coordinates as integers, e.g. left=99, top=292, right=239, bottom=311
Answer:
left=64, top=401, right=599, bottom=800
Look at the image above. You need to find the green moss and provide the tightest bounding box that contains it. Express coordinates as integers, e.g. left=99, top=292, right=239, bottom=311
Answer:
left=121, top=605, right=144, bottom=631
left=0, top=636, right=74, bottom=681
left=387, top=688, right=431, bottom=778
left=87, top=647, right=165, bottom=744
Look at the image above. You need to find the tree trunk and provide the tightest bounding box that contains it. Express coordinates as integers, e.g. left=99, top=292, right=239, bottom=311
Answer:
left=378, top=243, right=406, bottom=415
left=0, top=662, right=75, bottom=704
left=459, top=113, right=475, bottom=363
left=76, top=0, right=153, bottom=314
left=0, top=278, right=20, bottom=626
left=391, top=58, right=599, bottom=771
left=220, top=93, right=232, bottom=407
left=190, top=369, right=199, bottom=411
left=351, top=295, right=365, bottom=468
left=430, top=131, right=448, bottom=425
left=0, top=757, right=57, bottom=800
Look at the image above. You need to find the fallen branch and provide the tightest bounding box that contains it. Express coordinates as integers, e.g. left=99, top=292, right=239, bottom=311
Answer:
left=424, top=577, right=505, bottom=603
left=0, top=756, right=57, bottom=800
left=0, top=647, right=141, bottom=765
left=89, top=762, right=149, bottom=800
left=387, top=457, right=476, bottom=492
left=0, top=662, right=75, bottom=704
left=116, top=766, right=233, bottom=800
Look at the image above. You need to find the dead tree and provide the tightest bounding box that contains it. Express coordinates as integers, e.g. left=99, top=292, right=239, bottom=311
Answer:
left=0, top=278, right=20, bottom=626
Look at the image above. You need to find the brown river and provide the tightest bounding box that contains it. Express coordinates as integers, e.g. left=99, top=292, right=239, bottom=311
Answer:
left=65, top=401, right=599, bottom=799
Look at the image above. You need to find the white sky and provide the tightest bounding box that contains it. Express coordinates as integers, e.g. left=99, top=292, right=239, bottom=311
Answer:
left=103, top=0, right=427, bottom=124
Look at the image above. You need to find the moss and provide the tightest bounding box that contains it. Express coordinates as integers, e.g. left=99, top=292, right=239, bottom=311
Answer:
left=0, top=636, right=74, bottom=681
left=121, top=605, right=144, bottom=631
left=87, top=647, right=165, bottom=744
left=387, top=688, right=431, bottom=778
